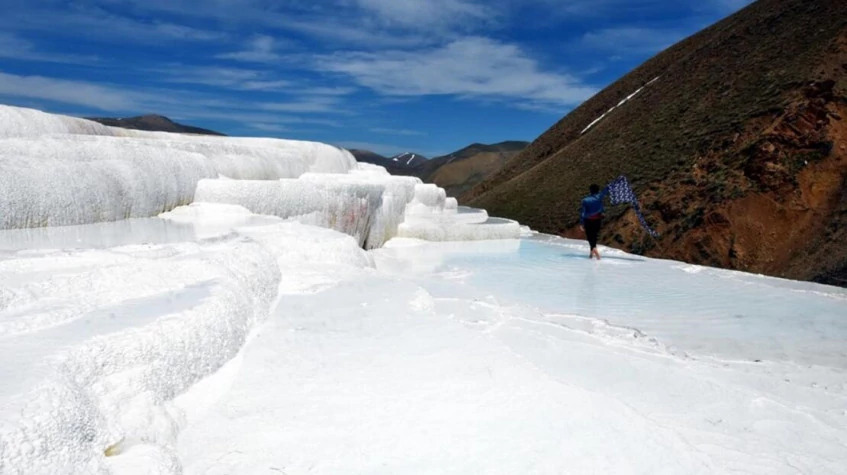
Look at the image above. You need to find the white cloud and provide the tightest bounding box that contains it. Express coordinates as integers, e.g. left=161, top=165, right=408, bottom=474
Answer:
left=370, top=128, right=426, bottom=136
left=239, top=80, right=293, bottom=91
left=524, top=0, right=703, bottom=18
left=0, top=71, right=135, bottom=110
left=217, top=35, right=285, bottom=63
left=0, top=33, right=99, bottom=64
left=87, top=0, right=474, bottom=46
left=0, top=5, right=223, bottom=45
left=263, top=16, right=433, bottom=48
left=296, top=86, right=357, bottom=96
left=354, top=0, right=490, bottom=30
left=150, top=22, right=223, bottom=41
left=172, top=109, right=343, bottom=128
left=0, top=68, right=351, bottom=137
left=319, top=37, right=596, bottom=107
left=260, top=97, right=346, bottom=114
left=245, top=122, right=290, bottom=133
left=151, top=65, right=292, bottom=91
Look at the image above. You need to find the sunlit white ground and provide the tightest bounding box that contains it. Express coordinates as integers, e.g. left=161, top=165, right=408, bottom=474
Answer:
left=2, top=105, right=843, bottom=473
left=177, top=235, right=847, bottom=474
left=1, top=212, right=845, bottom=474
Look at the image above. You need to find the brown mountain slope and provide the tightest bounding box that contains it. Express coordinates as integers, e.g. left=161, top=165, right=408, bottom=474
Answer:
left=88, top=114, right=225, bottom=136
left=419, top=141, right=528, bottom=197
left=463, top=0, right=847, bottom=286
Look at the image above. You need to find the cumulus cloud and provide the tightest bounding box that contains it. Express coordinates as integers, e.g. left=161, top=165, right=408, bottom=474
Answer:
left=319, top=37, right=596, bottom=107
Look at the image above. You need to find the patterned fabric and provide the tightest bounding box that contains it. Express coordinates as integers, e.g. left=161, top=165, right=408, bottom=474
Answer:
left=607, top=175, right=660, bottom=238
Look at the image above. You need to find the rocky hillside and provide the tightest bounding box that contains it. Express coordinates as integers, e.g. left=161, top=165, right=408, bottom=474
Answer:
left=88, top=114, right=225, bottom=136
left=418, top=141, right=529, bottom=197
left=463, top=0, right=847, bottom=286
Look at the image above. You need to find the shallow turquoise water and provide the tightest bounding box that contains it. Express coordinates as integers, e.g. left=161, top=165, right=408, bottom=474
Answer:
left=377, top=235, right=847, bottom=368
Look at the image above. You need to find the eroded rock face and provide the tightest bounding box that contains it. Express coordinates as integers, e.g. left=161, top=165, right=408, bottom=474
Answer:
left=613, top=87, right=847, bottom=284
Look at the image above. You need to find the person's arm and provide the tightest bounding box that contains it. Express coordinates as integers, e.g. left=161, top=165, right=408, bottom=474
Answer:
left=579, top=200, right=586, bottom=227
left=598, top=185, right=610, bottom=200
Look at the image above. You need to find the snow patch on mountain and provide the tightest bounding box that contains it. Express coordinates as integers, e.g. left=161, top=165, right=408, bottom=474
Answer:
left=581, top=77, right=660, bottom=135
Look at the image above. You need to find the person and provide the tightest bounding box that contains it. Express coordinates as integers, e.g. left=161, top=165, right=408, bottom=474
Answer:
left=579, top=183, right=609, bottom=260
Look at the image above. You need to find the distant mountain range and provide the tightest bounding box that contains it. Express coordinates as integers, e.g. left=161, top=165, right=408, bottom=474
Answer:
left=88, top=114, right=225, bottom=136
left=417, top=142, right=529, bottom=197
left=463, top=0, right=847, bottom=286
left=349, top=150, right=429, bottom=175
left=351, top=141, right=528, bottom=197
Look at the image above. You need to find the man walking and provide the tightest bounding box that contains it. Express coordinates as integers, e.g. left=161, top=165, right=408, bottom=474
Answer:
left=579, top=183, right=609, bottom=260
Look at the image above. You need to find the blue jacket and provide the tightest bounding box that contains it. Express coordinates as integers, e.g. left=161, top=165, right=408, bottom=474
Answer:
left=580, top=187, right=609, bottom=225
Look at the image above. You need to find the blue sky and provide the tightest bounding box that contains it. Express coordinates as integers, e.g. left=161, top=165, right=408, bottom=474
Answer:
left=0, top=0, right=752, bottom=157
